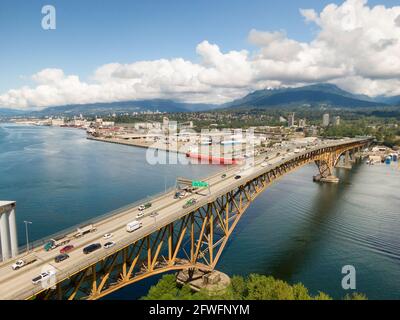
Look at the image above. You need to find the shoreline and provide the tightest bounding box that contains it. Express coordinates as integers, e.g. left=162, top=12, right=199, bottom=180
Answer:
left=86, top=135, right=187, bottom=154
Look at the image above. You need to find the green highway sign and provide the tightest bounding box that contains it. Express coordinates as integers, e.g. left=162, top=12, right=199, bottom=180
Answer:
left=192, top=181, right=209, bottom=188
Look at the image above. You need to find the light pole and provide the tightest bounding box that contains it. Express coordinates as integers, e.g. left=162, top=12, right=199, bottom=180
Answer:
left=24, top=221, right=32, bottom=252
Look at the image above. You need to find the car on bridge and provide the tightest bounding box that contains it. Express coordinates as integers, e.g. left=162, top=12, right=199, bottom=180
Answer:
left=32, top=270, right=56, bottom=285
left=54, top=253, right=69, bottom=263
left=136, top=211, right=145, bottom=219
left=138, top=203, right=152, bottom=211
left=60, top=244, right=74, bottom=254
left=174, top=191, right=187, bottom=199
left=234, top=175, right=241, bottom=180
left=103, top=233, right=113, bottom=239
left=103, top=241, right=115, bottom=249
left=183, top=198, right=197, bottom=209
left=83, top=243, right=102, bottom=254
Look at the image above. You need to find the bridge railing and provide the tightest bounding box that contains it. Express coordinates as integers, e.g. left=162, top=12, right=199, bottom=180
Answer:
left=13, top=161, right=240, bottom=258
left=9, top=211, right=196, bottom=300
left=14, top=185, right=179, bottom=256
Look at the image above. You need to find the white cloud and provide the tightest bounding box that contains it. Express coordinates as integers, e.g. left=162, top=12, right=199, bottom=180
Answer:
left=299, top=8, right=320, bottom=24
left=1, top=0, right=400, bottom=110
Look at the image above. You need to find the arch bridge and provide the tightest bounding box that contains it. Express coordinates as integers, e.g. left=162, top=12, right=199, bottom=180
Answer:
left=0, top=138, right=372, bottom=300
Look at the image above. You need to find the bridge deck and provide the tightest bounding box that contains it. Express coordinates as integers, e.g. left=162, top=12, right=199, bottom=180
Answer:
left=0, top=138, right=370, bottom=299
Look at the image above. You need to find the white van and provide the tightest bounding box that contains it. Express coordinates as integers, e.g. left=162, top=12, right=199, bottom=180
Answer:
left=126, top=221, right=142, bottom=233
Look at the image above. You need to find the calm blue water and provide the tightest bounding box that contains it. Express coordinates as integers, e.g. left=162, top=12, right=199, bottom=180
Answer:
left=1, top=124, right=399, bottom=299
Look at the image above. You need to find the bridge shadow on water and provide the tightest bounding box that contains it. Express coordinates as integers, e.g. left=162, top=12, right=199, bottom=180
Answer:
left=266, top=163, right=363, bottom=282
left=221, top=162, right=363, bottom=285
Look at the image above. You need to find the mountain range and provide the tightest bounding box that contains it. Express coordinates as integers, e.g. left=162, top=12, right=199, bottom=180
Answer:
left=26, top=100, right=218, bottom=117
left=223, top=83, right=389, bottom=109
left=1, top=83, right=399, bottom=117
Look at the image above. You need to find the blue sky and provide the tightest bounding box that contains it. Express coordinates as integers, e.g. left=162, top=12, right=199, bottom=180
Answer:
left=0, top=0, right=399, bottom=108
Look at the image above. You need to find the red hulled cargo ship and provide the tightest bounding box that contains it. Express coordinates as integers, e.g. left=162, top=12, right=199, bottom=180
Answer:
left=185, top=152, right=240, bottom=165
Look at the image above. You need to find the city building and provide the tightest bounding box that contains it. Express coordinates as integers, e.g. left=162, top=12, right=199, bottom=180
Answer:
left=298, top=119, right=307, bottom=128
left=50, top=118, right=64, bottom=126
left=333, top=116, right=341, bottom=126
left=163, top=116, right=169, bottom=129
left=323, top=113, right=330, bottom=127
left=288, top=113, right=295, bottom=127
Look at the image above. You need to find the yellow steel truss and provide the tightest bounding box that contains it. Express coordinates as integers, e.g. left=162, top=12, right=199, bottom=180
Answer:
left=30, top=140, right=369, bottom=300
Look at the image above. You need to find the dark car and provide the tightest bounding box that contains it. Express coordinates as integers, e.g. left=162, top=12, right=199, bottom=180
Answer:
left=221, top=174, right=227, bottom=178
left=54, top=253, right=69, bottom=263
left=60, top=244, right=74, bottom=254
left=83, top=243, right=101, bottom=254
left=235, top=175, right=241, bottom=180
left=174, top=192, right=181, bottom=199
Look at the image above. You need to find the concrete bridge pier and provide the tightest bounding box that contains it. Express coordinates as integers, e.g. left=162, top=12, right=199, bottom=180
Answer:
left=336, top=151, right=353, bottom=170
left=349, top=151, right=357, bottom=164
left=176, top=268, right=231, bottom=294
left=0, top=201, right=18, bottom=261
left=314, top=159, right=339, bottom=184
left=319, top=175, right=340, bottom=183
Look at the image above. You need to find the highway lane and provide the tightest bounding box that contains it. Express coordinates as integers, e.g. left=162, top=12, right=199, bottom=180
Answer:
left=0, top=138, right=367, bottom=299
left=0, top=150, right=280, bottom=299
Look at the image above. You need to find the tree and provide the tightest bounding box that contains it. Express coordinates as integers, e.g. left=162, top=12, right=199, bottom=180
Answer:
left=344, top=293, right=368, bottom=300
left=141, top=274, right=193, bottom=300
left=141, top=273, right=368, bottom=301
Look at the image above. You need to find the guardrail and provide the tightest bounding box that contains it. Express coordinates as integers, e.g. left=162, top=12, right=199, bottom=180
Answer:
left=15, top=187, right=177, bottom=254
left=3, top=157, right=243, bottom=264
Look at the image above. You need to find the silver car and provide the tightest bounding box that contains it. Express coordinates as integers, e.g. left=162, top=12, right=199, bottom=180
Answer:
left=32, top=270, right=56, bottom=285
left=103, top=241, right=115, bottom=249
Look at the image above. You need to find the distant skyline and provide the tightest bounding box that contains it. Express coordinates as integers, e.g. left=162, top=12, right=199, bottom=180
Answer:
left=1, top=0, right=400, bottom=109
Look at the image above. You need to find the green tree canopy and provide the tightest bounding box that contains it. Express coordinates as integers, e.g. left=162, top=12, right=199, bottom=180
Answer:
left=141, top=273, right=367, bottom=301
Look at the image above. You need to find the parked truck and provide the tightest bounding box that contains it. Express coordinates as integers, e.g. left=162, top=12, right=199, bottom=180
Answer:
left=11, top=256, right=37, bottom=270
left=74, top=224, right=97, bottom=238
